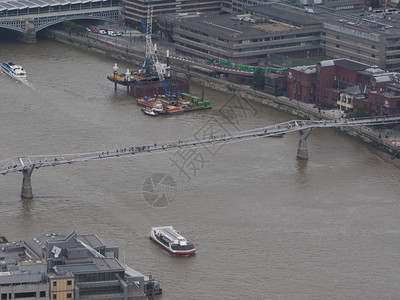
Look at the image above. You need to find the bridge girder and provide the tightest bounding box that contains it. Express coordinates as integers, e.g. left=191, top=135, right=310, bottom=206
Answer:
left=0, top=9, right=119, bottom=33
left=0, top=22, right=25, bottom=33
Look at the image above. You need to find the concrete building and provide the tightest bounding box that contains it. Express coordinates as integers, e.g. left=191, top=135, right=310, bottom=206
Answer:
left=157, top=9, right=322, bottom=65
left=157, top=2, right=400, bottom=71
left=124, top=0, right=225, bottom=26
left=0, top=231, right=160, bottom=300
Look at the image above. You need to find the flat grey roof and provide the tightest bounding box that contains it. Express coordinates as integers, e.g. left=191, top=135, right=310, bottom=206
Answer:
left=334, top=58, right=370, bottom=71
left=77, top=234, right=106, bottom=249
left=245, top=3, right=320, bottom=27
left=166, top=13, right=314, bottom=41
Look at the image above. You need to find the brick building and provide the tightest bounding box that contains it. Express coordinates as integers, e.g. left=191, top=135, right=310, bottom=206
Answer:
left=287, top=58, right=400, bottom=116
left=287, top=65, right=316, bottom=103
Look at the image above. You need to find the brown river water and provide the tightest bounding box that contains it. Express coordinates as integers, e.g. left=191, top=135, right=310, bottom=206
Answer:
left=1, top=40, right=400, bottom=300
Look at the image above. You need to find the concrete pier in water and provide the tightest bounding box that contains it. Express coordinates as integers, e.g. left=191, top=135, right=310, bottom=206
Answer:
left=297, top=128, right=312, bottom=160
left=21, top=165, right=34, bottom=199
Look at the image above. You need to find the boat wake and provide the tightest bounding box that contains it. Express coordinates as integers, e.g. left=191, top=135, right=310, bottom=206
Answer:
left=20, top=78, right=39, bottom=91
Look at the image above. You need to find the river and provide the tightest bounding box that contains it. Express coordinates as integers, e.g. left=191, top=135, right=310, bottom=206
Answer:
left=1, top=39, right=400, bottom=300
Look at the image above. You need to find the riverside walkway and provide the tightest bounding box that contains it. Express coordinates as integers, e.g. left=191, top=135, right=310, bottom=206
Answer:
left=1, top=115, right=400, bottom=199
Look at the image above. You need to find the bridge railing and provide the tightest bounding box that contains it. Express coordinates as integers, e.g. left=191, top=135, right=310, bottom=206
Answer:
left=1, top=116, right=400, bottom=175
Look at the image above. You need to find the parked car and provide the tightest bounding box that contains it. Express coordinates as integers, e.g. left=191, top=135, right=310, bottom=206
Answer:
left=99, top=29, right=107, bottom=35
left=116, top=31, right=122, bottom=36
left=92, top=28, right=99, bottom=33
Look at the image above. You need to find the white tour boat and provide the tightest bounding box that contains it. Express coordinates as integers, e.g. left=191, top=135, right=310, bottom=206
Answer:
left=150, top=226, right=196, bottom=255
left=1, top=62, right=27, bottom=79
left=141, top=107, right=159, bottom=116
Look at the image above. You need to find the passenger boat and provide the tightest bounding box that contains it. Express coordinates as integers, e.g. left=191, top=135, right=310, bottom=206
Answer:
left=1, top=62, right=27, bottom=79
left=141, top=107, right=159, bottom=116
left=150, top=226, right=196, bottom=255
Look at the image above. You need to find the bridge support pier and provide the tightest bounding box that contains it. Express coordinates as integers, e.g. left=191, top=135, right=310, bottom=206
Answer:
left=23, top=20, right=37, bottom=44
left=297, top=128, right=312, bottom=160
left=21, top=165, right=35, bottom=199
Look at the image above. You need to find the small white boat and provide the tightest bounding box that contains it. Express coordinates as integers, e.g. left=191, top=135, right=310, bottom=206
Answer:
left=1, top=62, right=27, bottom=79
left=152, top=101, right=165, bottom=114
left=150, top=226, right=196, bottom=255
left=141, top=107, right=159, bottom=116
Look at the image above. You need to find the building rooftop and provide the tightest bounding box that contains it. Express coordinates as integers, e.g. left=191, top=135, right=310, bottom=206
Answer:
left=245, top=3, right=321, bottom=27
left=292, top=65, right=316, bottom=74
left=246, top=2, right=400, bottom=36
left=0, top=231, right=154, bottom=298
left=333, top=58, right=371, bottom=71
left=164, top=9, right=320, bottom=42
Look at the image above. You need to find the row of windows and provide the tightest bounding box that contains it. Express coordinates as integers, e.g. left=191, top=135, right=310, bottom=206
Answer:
left=387, top=54, right=400, bottom=59
left=52, top=279, right=72, bottom=286
left=241, top=32, right=319, bottom=44
left=75, top=271, right=124, bottom=283
left=52, top=293, right=72, bottom=299
left=180, top=26, right=227, bottom=42
left=1, top=291, right=46, bottom=299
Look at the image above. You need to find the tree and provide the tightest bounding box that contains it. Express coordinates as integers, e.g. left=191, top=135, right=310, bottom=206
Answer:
left=62, top=21, right=87, bottom=34
left=354, top=106, right=366, bottom=118
left=253, top=67, right=265, bottom=90
left=371, top=0, right=380, bottom=8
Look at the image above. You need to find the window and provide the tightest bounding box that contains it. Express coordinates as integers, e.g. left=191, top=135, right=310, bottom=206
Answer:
left=67, top=293, right=72, bottom=298
left=67, top=280, right=72, bottom=286
left=336, top=44, right=340, bottom=48
left=40, top=291, right=46, bottom=297
left=15, top=292, right=36, bottom=298
left=53, top=281, right=57, bottom=287
left=53, top=294, right=57, bottom=299
left=1, top=294, right=6, bottom=300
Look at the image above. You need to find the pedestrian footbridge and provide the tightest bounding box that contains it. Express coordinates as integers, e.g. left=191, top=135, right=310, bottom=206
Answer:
left=1, top=115, right=400, bottom=199
left=0, top=0, right=120, bottom=42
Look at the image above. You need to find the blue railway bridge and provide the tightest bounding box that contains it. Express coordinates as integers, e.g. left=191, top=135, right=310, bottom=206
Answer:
left=0, top=0, right=121, bottom=42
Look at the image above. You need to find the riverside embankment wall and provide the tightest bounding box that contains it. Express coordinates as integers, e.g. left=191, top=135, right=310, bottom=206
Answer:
left=46, top=30, right=400, bottom=158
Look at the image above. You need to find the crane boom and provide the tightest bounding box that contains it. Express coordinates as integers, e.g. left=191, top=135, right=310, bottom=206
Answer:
left=140, top=1, right=178, bottom=98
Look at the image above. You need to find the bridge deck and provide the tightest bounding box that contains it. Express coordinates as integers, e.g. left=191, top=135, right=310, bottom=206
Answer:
left=1, top=115, right=400, bottom=175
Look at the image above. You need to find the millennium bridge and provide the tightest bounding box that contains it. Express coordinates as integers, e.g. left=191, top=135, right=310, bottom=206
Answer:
left=1, top=115, right=400, bottom=199
left=0, top=0, right=120, bottom=42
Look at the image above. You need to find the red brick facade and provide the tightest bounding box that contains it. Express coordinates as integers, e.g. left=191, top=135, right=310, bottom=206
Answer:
left=286, top=58, right=400, bottom=116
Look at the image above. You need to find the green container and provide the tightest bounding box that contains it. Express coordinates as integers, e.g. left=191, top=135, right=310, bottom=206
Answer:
left=220, top=60, right=230, bottom=67
left=181, top=93, right=191, bottom=100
